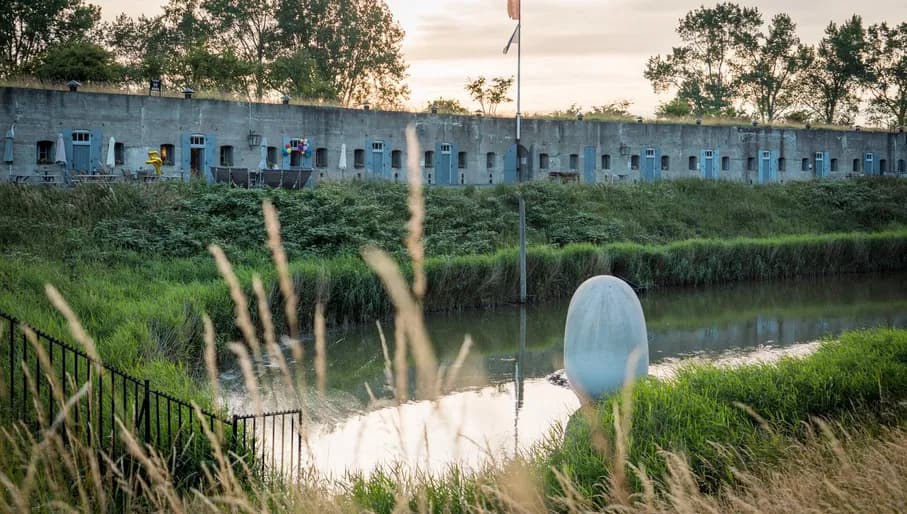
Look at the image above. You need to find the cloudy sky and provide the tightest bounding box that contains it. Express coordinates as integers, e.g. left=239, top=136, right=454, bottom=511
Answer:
left=95, top=0, right=907, bottom=116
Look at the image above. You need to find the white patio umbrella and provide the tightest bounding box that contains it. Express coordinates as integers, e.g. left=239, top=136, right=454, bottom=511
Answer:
left=258, top=137, right=268, bottom=170
left=54, top=133, right=67, bottom=166
left=106, top=136, right=116, bottom=169
left=338, top=143, right=347, bottom=171
left=3, top=126, right=13, bottom=164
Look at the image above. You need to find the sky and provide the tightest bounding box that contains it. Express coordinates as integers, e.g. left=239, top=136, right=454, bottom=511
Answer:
left=94, top=0, right=907, bottom=116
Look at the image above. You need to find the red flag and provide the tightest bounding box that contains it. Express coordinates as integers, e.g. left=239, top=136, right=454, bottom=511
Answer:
left=507, top=0, right=520, bottom=20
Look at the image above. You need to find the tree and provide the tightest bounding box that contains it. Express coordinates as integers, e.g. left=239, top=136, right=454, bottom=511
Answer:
left=202, top=0, right=279, bottom=98
left=800, top=16, right=868, bottom=125
left=0, top=0, right=101, bottom=77
left=644, top=3, right=761, bottom=116
left=102, top=13, right=169, bottom=86
left=864, top=22, right=907, bottom=128
left=35, top=41, right=120, bottom=82
left=656, top=97, right=694, bottom=118
left=267, top=48, right=336, bottom=101
left=427, top=97, right=470, bottom=114
left=736, top=14, right=809, bottom=122
left=465, top=76, right=514, bottom=115
left=276, top=0, right=409, bottom=107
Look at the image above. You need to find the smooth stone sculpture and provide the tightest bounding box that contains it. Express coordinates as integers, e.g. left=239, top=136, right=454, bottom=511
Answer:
left=564, top=275, right=649, bottom=401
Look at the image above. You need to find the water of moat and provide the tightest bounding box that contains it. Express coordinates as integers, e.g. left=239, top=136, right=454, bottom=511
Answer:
left=221, top=272, right=907, bottom=477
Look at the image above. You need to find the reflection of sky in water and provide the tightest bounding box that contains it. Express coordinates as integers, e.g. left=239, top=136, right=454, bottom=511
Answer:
left=221, top=273, right=907, bottom=477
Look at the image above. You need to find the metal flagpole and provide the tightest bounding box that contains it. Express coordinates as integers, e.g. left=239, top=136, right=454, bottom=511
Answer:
left=516, top=1, right=527, bottom=304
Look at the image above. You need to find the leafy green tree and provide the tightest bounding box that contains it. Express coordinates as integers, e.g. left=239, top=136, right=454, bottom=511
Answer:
left=465, top=76, right=514, bottom=115
left=202, top=0, right=279, bottom=98
left=644, top=3, right=761, bottom=116
left=276, top=0, right=409, bottom=107
left=35, top=41, right=120, bottom=82
left=0, top=0, right=101, bottom=77
left=102, top=13, right=168, bottom=85
left=864, top=22, right=907, bottom=128
left=656, top=96, right=694, bottom=118
left=267, top=48, right=336, bottom=101
left=800, top=16, right=868, bottom=125
left=737, top=14, right=809, bottom=122
left=427, top=97, right=470, bottom=114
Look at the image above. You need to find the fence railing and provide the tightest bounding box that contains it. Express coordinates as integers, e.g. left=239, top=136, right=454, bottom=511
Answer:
left=0, top=310, right=305, bottom=481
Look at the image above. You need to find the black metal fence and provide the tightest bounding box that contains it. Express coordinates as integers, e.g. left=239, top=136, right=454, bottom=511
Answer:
left=0, top=310, right=307, bottom=481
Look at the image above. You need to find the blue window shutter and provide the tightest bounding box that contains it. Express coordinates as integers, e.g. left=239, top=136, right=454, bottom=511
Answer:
left=714, top=149, right=721, bottom=179
left=654, top=149, right=661, bottom=181
left=303, top=137, right=314, bottom=169
left=282, top=136, right=291, bottom=169
left=180, top=133, right=191, bottom=178
left=771, top=151, right=778, bottom=182
left=62, top=129, right=73, bottom=172
left=450, top=143, right=459, bottom=185
left=823, top=151, right=830, bottom=178
left=89, top=129, right=102, bottom=173
left=366, top=138, right=374, bottom=176
left=700, top=150, right=706, bottom=179
left=504, top=145, right=516, bottom=184
left=204, top=133, right=216, bottom=184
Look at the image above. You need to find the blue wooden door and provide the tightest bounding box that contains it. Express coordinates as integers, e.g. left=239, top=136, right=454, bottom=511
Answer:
left=583, top=146, right=596, bottom=184
left=758, top=150, right=776, bottom=184
left=643, top=148, right=658, bottom=182
left=180, top=133, right=191, bottom=179
left=815, top=152, right=830, bottom=178
left=369, top=140, right=386, bottom=179
left=864, top=153, right=876, bottom=176
left=701, top=149, right=719, bottom=179
left=436, top=143, right=456, bottom=185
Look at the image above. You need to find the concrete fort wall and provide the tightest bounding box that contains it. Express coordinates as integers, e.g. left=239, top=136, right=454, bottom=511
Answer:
left=1, top=87, right=905, bottom=185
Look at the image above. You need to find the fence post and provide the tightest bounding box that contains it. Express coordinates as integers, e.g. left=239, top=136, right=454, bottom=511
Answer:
left=142, top=379, right=151, bottom=444
left=8, top=318, right=14, bottom=407
left=231, top=415, right=238, bottom=455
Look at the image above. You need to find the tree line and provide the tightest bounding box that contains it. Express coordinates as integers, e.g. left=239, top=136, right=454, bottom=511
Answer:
left=645, top=3, right=907, bottom=127
left=0, top=0, right=409, bottom=107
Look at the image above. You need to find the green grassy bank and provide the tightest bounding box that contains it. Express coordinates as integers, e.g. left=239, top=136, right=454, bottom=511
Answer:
left=1, top=178, right=906, bottom=264
left=1, top=230, right=905, bottom=402
left=346, top=328, right=907, bottom=513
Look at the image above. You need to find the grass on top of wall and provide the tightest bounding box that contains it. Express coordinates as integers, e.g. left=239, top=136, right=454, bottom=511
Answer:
left=1, top=177, right=906, bottom=266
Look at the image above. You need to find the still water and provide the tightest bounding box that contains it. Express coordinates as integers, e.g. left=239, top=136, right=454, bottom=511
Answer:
left=221, top=273, right=907, bottom=477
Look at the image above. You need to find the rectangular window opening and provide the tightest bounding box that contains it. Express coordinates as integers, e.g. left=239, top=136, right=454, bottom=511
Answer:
left=458, top=151, right=467, bottom=169
left=391, top=150, right=402, bottom=169
left=688, top=156, right=697, bottom=171
left=486, top=152, right=496, bottom=170
left=424, top=150, right=434, bottom=168
left=631, top=155, right=640, bottom=170
left=661, top=155, right=670, bottom=171
left=315, top=148, right=327, bottom=168
left=569, top=154, right=578, bottom=171
left=160, top=144, right=175, bottom=166
left=219, top=145, right=234, bottom=167
left=539, top=153, right=549, bottom=169
left=602, top=154, right=611, bottom=170
left=354, top=149, right=365, bottom=169
left=36, top=141, right=54, bottom=164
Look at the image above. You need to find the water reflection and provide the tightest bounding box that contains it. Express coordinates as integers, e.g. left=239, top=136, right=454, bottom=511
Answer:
left=221, top=272, right=907, bottom=477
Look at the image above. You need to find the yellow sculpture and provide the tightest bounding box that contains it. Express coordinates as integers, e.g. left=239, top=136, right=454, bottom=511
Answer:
left=145, top=150, right=163, bottom=176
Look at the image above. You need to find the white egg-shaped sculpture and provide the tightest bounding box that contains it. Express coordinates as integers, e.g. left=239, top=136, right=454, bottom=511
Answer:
left=564, top=275, right=649, bottom=401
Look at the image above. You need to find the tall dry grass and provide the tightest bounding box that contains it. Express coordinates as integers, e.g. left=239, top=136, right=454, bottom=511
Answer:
left=2, top=122, right=906, bottom=513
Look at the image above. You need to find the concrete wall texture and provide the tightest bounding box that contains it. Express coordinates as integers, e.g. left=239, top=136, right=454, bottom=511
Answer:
left=2, top=87, right=906, bottom=185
